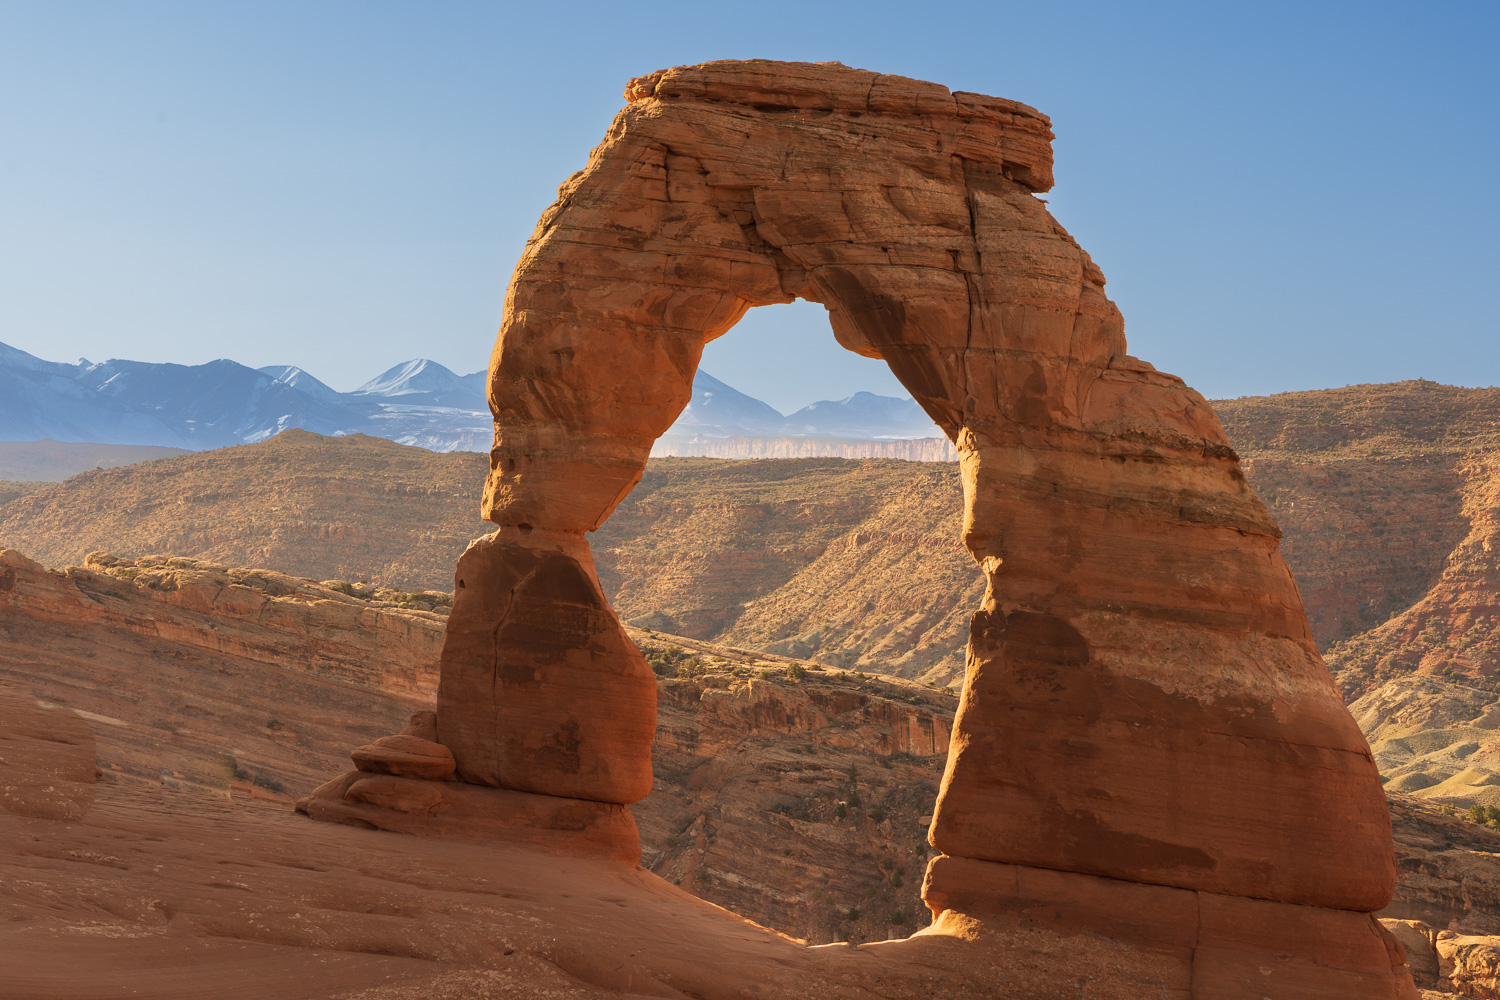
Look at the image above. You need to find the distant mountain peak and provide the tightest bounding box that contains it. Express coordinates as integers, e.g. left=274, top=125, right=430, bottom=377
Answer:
left=0, top=343, right=939, bottom=456
left=354, top=358, right=464, bottom=397
left=258, top=365, right=343, bottom=404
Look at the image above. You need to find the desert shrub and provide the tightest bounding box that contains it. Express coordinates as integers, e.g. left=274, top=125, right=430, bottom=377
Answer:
left=253, top=773, right=286, bottom=794
left=645, top=646, right=695, bottom=677
left=674, top=655, right=709, bottom=678
left=845, top=908, right=860, bottom=921
left=890, top=911, right=907, bottom=925
left=835, top=803, right=848, bottom=819
left=1469, top=804, right=1488, bottom=823
left=869, top=807, right=886, bottom=822
left=785, top=662, right=806, bottom=682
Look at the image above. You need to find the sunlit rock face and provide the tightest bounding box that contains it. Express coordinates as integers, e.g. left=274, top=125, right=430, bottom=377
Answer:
left=436, top=59, right=1411, bottom=996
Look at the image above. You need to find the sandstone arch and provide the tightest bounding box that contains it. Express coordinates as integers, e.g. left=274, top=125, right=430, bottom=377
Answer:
left=328, top=60, right=1413, bottom=995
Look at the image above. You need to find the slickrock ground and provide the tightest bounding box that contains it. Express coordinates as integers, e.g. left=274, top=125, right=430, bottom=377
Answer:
left=5, top=545, right=1500, bottom=996
left=0, top=548, right=951, bottom=948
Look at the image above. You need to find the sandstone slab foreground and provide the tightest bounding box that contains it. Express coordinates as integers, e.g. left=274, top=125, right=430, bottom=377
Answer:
left=301, top=59, right=1414, bottom=997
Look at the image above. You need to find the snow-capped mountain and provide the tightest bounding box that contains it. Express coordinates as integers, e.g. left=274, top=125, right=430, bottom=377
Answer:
left=348, top=359, right=488, bottom=409
left=258, top=365, right=345, bottom=404
left=75, top=358, right=356, bottom=447
left=670, top=372, right=789, bottom=436
left=783, top=392, right=936, bottom=440
left=0, top=340, right=948, bottom=456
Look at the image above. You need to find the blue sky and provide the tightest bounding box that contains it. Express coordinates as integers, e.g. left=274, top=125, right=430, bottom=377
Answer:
left=1, top=1, right=1495, bottom=412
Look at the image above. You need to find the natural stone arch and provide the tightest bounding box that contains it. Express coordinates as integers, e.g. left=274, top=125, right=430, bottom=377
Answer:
left=420, top=60, right=1408, bottom=994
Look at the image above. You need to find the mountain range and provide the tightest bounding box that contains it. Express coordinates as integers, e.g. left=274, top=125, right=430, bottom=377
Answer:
left=0, top=341, right=945, bottom=454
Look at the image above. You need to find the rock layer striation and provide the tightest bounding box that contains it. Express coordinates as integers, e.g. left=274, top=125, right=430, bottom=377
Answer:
left=416, top=59, right=1407, bottom=994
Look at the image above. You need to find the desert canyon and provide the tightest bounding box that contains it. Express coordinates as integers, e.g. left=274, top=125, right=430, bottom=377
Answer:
left=11, top=59, right=1500, bottom=998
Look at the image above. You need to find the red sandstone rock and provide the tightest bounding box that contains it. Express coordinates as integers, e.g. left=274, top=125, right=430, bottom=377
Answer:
left=462, top=54, right=1386, bottom=893
left=923, top=855, right=1419, bottom=999
left=436, top=528, right=656, bottom=803
left=400, top=710, right=438, bottom=742
left=350, top=734, right=455, bottom=781
left=296, top=770, right=640, bottom=864
left=433, top=57, right=1404, bottom=993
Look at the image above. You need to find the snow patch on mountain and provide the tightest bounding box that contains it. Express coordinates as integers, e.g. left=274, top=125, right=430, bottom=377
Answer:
left=0, top=341, right=948, bottom=457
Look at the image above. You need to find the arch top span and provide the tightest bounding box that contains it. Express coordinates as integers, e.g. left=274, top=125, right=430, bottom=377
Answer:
left=422, top=60, right=1407, bottom=993
left=480, top=59, right=1163, bottom=535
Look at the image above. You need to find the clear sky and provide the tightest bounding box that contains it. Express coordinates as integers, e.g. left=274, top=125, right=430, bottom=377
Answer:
left=1, top=1, right=1495, bottom=413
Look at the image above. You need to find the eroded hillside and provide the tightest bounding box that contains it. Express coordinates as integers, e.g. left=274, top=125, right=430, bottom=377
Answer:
left=592, top=459, right=978, bottom=683
left=1214, top=381, right=1500, bottom=697
left=3, top=379, right=1499, bottom=690
left=0, top=433, right=979, bottom=683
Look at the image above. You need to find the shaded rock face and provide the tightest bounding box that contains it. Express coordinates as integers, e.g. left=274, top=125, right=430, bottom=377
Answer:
left=441, top=59, right=1405, bottom=993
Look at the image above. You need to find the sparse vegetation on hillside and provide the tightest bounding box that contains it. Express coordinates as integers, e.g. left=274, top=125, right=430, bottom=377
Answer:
left=7, top=379, right=1500, bottom=696
left=0, top=480, right=47, bottom=507
left=1214, top=381, right=1500, bottom=656
left=1213, top=380, right=1500, bottom=460
left=82, top=551, right=455, bottom=614
left=0, top=433, right=980, bottom=685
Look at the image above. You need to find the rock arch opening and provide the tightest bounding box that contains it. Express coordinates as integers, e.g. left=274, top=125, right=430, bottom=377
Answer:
left=306, top=59, right=1416, bottom=995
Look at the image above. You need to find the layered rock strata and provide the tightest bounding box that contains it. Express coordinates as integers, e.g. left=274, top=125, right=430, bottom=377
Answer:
left=298, top=712, right=639, bottom=862
left=0, top=548, right=444, bottom=697
left=319, top=59, right=1409, bottom=993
